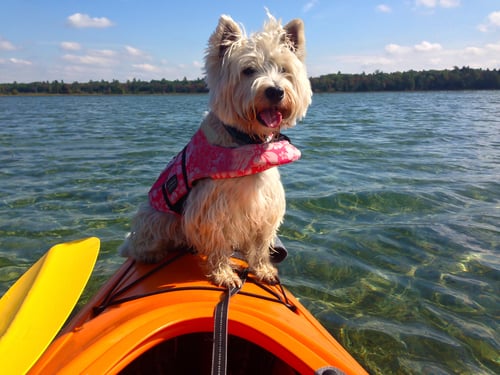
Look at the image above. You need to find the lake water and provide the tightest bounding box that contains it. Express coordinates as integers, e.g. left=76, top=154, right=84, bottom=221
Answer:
left=0, top=92, right=498, bottom=374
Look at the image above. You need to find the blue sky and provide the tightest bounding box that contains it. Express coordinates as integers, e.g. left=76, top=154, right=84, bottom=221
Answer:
left=1, top=0, right=499, bottom=83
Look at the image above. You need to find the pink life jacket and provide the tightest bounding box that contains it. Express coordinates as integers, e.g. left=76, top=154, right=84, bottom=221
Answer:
left=149, top=128, right=301, bottom=215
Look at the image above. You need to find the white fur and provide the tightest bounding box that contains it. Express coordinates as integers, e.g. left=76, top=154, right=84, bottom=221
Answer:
left=119, top=13, right=312, bottom=288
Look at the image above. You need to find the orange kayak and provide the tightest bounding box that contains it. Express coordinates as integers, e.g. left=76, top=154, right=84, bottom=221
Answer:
left=30, top=250, right=368, bottom=374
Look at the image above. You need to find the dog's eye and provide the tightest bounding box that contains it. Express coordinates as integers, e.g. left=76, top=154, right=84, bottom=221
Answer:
left=242, top=67, right=257, bottom=76
left=280, top=66, right=287, bottom=74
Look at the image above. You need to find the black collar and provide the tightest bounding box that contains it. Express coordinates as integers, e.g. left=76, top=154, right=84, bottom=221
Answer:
left=223, top=124, right=265, bottom=145
left=223, top=124, right=291, bottom=145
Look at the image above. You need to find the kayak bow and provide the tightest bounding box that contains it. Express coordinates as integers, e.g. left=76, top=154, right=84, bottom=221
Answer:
left=29, top=246, right=367, bottom=374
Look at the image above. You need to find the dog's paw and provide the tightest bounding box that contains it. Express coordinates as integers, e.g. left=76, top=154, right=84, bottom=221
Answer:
left=210, top=267, right=242, bottom=289
left=253, top=264, right=278, bottom=285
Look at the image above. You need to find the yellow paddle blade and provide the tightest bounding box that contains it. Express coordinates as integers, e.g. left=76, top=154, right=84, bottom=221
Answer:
left=0, top=237, right=100, bottom=374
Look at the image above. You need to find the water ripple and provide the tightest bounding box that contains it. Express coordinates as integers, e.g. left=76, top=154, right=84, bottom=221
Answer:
left=1, top=93, right=499, bottom=374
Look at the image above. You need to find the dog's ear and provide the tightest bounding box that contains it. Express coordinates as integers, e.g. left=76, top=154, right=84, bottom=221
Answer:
left=283, top=19, right=306, bottom=61
left=209, top=15, right=243, bottom=59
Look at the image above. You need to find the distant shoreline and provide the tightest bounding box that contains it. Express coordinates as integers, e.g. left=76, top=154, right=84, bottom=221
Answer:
left=1, top=66, right=498, bottom=95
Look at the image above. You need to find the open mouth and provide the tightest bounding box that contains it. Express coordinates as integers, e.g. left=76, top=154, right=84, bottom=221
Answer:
left=257, top=109, right=283, bottom=128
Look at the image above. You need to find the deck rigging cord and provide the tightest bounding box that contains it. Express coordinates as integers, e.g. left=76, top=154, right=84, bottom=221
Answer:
left=93, top=250, right=294, bottom=316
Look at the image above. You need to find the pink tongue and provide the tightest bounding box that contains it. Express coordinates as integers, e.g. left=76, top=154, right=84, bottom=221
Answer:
left=259, top=109, right=283, bottom=128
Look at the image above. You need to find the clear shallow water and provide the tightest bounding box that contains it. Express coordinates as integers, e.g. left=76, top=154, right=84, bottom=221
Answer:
left=0, top=92, right=498, bottom=374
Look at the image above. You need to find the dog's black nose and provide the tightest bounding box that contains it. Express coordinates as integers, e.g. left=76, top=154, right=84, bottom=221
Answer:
left=265, top=86, right=284, bottom=103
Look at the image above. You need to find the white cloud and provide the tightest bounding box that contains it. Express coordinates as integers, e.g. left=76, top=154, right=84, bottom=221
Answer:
left=91, top=49, right=116, bottom=57
left=62, top=53, right=116, bottom=67
left=464, top=47, right=483, bottom=56
left=43, top=40, right=204, bottom=82
left=414, top=41, right=443, bottom=52
left=490, top=11, right=500, bottom=26
left=477, top=25, right=487, bottom=33
left=125, top=45, right=150, bottom=59
left=312, top=39, right=500, bottom=75
left=485, top=41, right=500, bottom=51
left=376, top=4, right=392, bottom=13
left=0, top=37, right=16, bottom=51
left=67, top=13, right=114, bottom=29
left=415, top=0, right=460, bottom=8
left=126, top=60, right=205, bottom=81
left=60, top=42, right=82, bottom=51
left=9, top=58, right=32, bottom=65
left=1, top=38, right=205, bottom=83
left=385, top=43, right=411, bottom=54
left=439, top=0, right=460, bottom=8
left=125, top=45, right=142, bottom=56
left=416, top=0, right=436, bottom=7
left=303, top=0, right=318, bottom=13
left=478, top=11, right=500, bottom=32
left=131, top=63, right=160, bottom=72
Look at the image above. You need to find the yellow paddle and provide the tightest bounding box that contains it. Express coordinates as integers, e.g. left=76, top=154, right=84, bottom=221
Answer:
left=0, top=237, right=100, bottom=374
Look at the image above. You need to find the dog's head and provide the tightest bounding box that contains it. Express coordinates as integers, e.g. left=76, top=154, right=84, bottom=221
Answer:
left=205, top=13, right=312, bottom=141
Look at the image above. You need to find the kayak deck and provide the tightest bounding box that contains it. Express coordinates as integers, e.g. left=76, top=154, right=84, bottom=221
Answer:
left=29, top=250, right=367, bottom=374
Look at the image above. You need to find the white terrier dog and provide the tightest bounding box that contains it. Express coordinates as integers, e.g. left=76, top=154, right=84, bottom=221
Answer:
left=119, top=13, right=312, bottom=288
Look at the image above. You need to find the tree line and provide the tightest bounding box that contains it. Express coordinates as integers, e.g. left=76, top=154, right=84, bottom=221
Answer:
left=0, top=78, right=207, bottom=96
left=311, top=66, right=500, bottom=92
left=1, top=66, right=499, bottom=95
